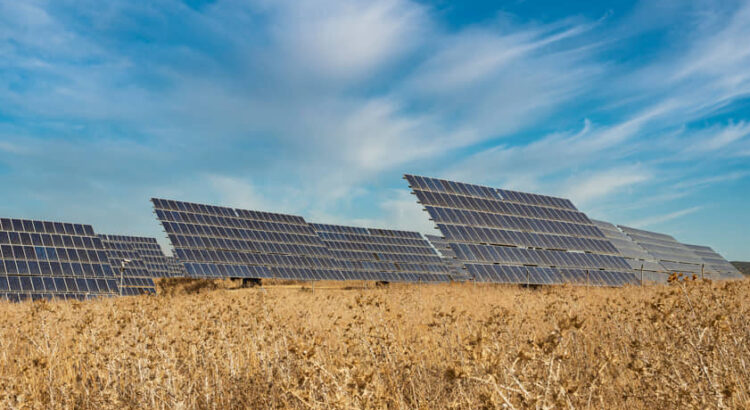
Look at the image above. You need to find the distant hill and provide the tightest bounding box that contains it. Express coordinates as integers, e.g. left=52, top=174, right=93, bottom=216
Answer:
left=731, top=262, right=750, bottom=276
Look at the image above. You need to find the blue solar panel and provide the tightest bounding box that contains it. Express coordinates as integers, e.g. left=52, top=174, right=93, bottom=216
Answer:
left=0, top=217, right=119, bottom=301
left=152, top=199, right=361, bottom=281
left=311, top=223, right=452, bottom=282
left=405, top=175, right=639, bottom=287
left=99, top=235, right=163, bottom=295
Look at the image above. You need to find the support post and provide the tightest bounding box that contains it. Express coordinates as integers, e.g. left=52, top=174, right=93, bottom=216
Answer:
left=119, top=261, right=125, bottom=297
left=640, top=264, right=644, bottom=287
left=526, top=267, right=530, bottom=287
left=586, top=269, right=590, bottom=286
left=701, top=264, right=704, bottom=280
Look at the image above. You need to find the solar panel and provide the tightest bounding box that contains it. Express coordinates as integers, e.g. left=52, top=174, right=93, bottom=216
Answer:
left=425, top=234, right=471, bottom=280
left=683, top=244, right=743, bottom=279
left=151, top=198, right=356, bottom=281
left=405, top=175, right=639, bottom=287
left=99, top=235, right=158, bottom=296
left=617, top=225, right=709, bottom=278
left=311, top=223, right=453, bottom=283
left=591, top=220, right=667, bottom=283
left=0, top=217, right=119, bottom=302
left=99, top=235, right=177, bottom=277
left=166, top=256, right=187, bottom=276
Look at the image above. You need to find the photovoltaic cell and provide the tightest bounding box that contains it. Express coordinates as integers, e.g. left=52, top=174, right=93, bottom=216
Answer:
left=311, top=223, right=452, bottom=282
left=405, top=175, right=639, bottom=287
left=0, top=217, right=119, bottom=302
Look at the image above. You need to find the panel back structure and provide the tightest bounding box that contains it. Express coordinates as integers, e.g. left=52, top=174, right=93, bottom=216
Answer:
left=99, top=235, right=158, bottom=296
left=0, top=218, right=119, bottom=302
left=425, top=234, right=471, bottom=280
left=405, top=175, right=639, bottom=286
left=618, top=226, right=710, bottom=278
left=683, top=244, right=743, bottom=279
left=311, top=223, right=452, bottom=282
left=151, top=198, right=356, bottom=281
left=591, top=220, right=666, bottom=283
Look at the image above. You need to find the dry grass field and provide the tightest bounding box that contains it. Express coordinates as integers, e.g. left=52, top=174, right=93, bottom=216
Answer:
left=1, top=278, right=748, bottom=409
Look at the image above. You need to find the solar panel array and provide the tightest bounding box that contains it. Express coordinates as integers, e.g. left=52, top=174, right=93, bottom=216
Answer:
left=425, top=234, right=471, bottom=280
left=167, top=256, right=187, bottom=277
left=405, top=175, right=640, bottom=286
left=0, top=218, right=119, bottom=302
left=684, top=244, right=744, bottom=279
left=118, top=236, right=177, bottom=278
left=152, top=198, right=359, bottom=281
left=618, top=225, right=708, bottom=277
left=99, top=235, right=158, bottom=296
left=311, top=224, right=452, bottom=282
left=591, top=220, right=666, bottom=283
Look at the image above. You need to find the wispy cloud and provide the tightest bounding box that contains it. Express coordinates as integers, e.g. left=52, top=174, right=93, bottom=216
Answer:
left=562, top=166, right=651, bottom=206
left=673, top=170, right=750, bottom=190
left=628, top=206, right=704, bottom=228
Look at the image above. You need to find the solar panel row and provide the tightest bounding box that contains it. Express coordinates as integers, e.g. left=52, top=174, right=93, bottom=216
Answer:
left=99, top=235, right=158, bottom=295
left=406, top=174, right=577, bottom=210
left=425, top=206, right=605, bottom=238
left=152, top=198, right=364, bottom=281
left=416, top=189, right=590, bottom=224
left=591, top=220, right=667, bottom=283
left=405, top=175, right=639, bottom=287
left=451, top=243, right=631, bottom=270
left=436, top=223, right=617, bottom=254
left=0, top=218, right=119, bottom=301
left=167, top=257, right=187, bottom=276
left=425, top=235, right=471, bottom=280
left=618, top=225, right=706, bottom=276
left=311, top=223, right=453, bottom=282
left=102, top=235, right=177, bottom=278
left=465, top=264, right=639, bottom=286
left=684, top=245, right=744, bottom=279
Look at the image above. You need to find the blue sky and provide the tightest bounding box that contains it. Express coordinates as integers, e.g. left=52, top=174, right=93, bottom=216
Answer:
left=1, top=0, right=749, bottom=260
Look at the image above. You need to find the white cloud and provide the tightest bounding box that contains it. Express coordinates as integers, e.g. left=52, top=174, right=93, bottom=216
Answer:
left=683, top=121, right=750, bottom=153
left=307, top=189, right=436, bottom=234
left=205, top=174, right=270, bottom=211
left=629, top=206, right=704, bottom=228
left=271, top=0, right=427, bottom=81
left=562, top=166, right=651, bottom=206
left=673, top=170, right=750, bottom=189
left=445, top=102, right=669, bottom=192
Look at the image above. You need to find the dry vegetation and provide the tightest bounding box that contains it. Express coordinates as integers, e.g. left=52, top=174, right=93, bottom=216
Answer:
left=1, top=279, right=748, bottom=409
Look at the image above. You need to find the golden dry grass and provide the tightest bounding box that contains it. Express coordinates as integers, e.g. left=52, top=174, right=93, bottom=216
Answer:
left=1, top=279, right=748, bottom=409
